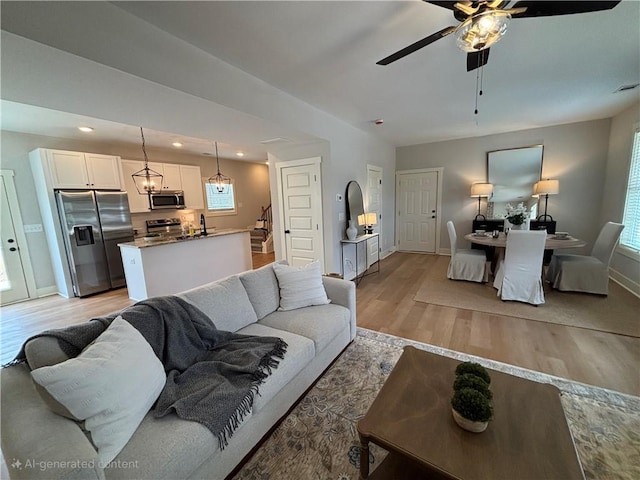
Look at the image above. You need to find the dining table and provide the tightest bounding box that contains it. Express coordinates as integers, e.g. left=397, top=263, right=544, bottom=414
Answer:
left=464, top=232, right=587, bottom=250
left=464, top=232, right=587, bottom=275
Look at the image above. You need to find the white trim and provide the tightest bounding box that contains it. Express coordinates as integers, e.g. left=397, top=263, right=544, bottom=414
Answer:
left=617, top=245, right=640, bottom=261
left=609, top=268, right=640, bottom=298
left=395, top=167, right=444, bottom=254
left=36, top=286, right=59, bottom=298
left=0, top=169, right=38, bottom=301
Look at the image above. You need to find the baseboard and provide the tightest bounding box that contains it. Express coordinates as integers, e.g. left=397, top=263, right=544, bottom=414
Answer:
left=36, top=286, right=58, bottom=298
left=440, top=248, right=452, bottom=256
left=380, top=246, right=396, bottom=260
left=609, top=268, right=640, bottom=299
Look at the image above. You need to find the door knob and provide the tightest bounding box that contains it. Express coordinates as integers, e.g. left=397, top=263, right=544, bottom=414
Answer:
left=7, top=239, right=14, bottom=243
left=9, top=247, right=17, bottom=252
left=284, top=230, right=291, bottom=234
left=431, top=215, right=436, bottom=219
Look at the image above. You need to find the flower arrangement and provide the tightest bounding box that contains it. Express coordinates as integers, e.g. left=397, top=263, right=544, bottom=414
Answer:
left=505, top=202, right=528, bottom=225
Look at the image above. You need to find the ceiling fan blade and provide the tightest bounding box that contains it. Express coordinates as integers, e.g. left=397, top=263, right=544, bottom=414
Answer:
left=377, top=26, right=457, bottom=65
left=511, top=1, right=620, bottom=18
left=467, top=48, right=490, bottom=72
left=424, top=1, right=459, bottom=11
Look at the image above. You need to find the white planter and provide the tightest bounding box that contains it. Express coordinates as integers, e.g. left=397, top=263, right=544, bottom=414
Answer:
left=452, top=408, right=488, bottom=433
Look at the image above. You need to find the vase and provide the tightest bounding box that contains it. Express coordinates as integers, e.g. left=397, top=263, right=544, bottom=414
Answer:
left=511, top=223, right=524, bottom=230
left=452, top=408, right=488, bottom=433
left=346, top=220, right=357, bottom=240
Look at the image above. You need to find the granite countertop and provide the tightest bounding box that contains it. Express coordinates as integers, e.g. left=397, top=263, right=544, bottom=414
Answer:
left=119, top=228, right=251, bottom=249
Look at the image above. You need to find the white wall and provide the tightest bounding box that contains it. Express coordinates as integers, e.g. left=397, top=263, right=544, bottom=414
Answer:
left=601, top=101, right=640, bottom=294
left=397, top=119, right=612, bottom=254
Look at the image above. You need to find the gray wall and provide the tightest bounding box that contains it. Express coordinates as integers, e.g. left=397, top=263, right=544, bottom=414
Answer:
left=397, top=119, right=612, bottom=257
left=0, top=130, right=270, bottom=293
left=601, top=101, right=640, bottom=292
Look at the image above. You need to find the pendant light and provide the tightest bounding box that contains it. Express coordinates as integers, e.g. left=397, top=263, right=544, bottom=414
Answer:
left=207, top=141, right=231, bottom=193
left=131, top=127, right=164, bottom=195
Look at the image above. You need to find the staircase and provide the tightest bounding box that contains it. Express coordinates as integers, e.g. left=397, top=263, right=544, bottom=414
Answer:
left=250, top=204, right=274, bottom=254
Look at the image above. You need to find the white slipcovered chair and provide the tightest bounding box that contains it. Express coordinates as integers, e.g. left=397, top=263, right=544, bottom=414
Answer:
left=546, top=222, right=624, bottom=295
left=493, top=230, right=547, bottom=305
left=446, top=221, right=489, bottom=283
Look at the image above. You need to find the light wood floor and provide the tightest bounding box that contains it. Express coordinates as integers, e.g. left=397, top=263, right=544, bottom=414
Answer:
left=2, top=251, right=638, bottom=396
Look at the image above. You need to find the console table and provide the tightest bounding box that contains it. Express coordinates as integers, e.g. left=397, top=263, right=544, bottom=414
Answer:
left=341, top=233, right=380, bottom=285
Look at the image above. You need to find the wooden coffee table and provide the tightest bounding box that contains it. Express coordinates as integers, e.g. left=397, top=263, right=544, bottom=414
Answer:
left=357, top=346, right=585, bottom=480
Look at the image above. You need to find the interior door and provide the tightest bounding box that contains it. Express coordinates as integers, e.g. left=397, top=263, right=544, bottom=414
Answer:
left=280, top=161, right=323, bottom=268
left=397, top=171, right=438, bottom=253
left=0, top=177, right=30, bottom=305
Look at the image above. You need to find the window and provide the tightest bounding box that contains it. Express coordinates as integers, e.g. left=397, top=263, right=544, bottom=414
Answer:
left=620, top=129, right=640, bottom=252
left=204, top=181, right=237, bottom=216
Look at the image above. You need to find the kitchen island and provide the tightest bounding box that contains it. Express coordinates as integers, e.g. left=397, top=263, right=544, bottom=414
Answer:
left=118, top=228, right=252, bottom=301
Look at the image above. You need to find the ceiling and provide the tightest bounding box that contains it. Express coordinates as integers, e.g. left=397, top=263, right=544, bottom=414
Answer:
left=2, top=1, right=639, bottom=155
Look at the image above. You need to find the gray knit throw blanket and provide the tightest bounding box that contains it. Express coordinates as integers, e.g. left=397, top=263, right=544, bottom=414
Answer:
left=10, top=296, right=287, bottom=449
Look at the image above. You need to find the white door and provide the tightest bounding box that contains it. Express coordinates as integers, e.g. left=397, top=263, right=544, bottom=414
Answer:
left=0, top=177, right=30, bottom=305
left=397, top=171, right=438, bottom=253
left=279, top=161, right=324, bottom=268
left=367, top=165, right=383, bottom=234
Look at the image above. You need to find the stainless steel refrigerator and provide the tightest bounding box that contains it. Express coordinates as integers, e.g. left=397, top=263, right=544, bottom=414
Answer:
left=56, top=190, right=134, bottom=297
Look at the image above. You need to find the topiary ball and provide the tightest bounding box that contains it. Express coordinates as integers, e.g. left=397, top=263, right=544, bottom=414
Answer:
left=453, top=373, right=493, bottom=400
left=451, top=388, right=493, bottom=423
left=455, top=361, right=491, bottom=385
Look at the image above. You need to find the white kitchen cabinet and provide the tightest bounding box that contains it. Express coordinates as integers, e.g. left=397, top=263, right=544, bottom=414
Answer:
left=148, top=162, right=182, bottom=191
left=120, top=159, right=151, bottom=213
left=47, top=149, right=122, bottom=190
left=180, top=165, right=204, bottom=210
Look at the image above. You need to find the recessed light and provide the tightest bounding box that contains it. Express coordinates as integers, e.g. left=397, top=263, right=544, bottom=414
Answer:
left=78, top=126, right=94, bottom=132
left=236, top=152, right=245, bottom=157
left=172, top=142, right=183, bottom=148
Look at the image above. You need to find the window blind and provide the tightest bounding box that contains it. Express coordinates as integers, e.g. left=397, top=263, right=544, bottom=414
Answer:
left=621, top=130, right=640, bottom=252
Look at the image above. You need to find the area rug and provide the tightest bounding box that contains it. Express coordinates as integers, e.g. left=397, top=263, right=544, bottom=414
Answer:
left=232, top=328, right=640, bottom=480
left=413, top=256, right=640, bottom=337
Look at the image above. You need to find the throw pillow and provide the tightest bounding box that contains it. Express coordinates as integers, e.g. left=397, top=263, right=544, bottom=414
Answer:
left=177, top=275, right=258, bottom=332
left=273, top=260, right=331, bottom=311
left=239, top=261, right=286, bottom=320
left=30, top=316, right=166, bottom=465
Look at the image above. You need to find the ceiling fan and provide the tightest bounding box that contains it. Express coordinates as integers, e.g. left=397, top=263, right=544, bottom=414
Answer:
left=377, top=1, right=621, bottom=71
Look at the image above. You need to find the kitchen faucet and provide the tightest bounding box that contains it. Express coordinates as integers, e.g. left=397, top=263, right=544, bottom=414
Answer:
left=200, top=214, right=208, bottom=236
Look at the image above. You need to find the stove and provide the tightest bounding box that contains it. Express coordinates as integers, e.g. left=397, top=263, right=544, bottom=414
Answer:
left=146, top=218, right=183, bottom=236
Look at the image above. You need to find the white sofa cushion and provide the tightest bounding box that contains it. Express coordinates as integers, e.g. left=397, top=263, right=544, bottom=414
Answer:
left=273, top=261, right=330, bottom=311
left=30, top=317, right=166, bottom=464
left=239, top=263, right=281, bottom=320
left=178, top=275, right=258, bottom=332
left=259, top=304, right=350, bottom=353
left=236, top=323, right=315, bottom=412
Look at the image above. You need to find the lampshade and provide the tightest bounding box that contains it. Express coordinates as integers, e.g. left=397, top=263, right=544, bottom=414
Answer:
left=455, top=11, right=511, bottom=53
left=534, top=179, right=559, bottom=196
left=357, top=212, right=377, bottom=226
left=470, top=183, right=493, bottom=198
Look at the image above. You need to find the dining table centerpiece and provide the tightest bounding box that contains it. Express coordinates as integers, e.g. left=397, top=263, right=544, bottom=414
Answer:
left=505, top=203, right=528, bottom=228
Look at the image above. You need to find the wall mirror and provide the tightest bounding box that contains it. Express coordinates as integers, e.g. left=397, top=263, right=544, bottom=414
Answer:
left=487, top=145, right=543, bottom=219
left=346, top=180, right=365, bottom=236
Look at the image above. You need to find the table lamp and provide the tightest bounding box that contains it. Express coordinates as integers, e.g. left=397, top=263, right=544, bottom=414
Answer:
left=470, top=183, right=493, bottom=220
left=358, top=212, right=377, bottom=234
left=534, top=179, right=559, bottom=221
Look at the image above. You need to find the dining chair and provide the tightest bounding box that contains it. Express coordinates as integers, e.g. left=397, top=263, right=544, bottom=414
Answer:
left=446, top=221, right=489, bottom=283
left=545, top=222, right=624, bottom=295
left=493, top=230, right=547, bottom=305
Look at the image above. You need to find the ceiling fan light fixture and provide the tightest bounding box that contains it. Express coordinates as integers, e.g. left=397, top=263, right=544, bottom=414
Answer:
left=455, top=11, right=511, bottom=52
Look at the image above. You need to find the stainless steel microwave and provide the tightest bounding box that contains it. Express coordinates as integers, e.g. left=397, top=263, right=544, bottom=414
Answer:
left=149, top=191, right=186, bottom=209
